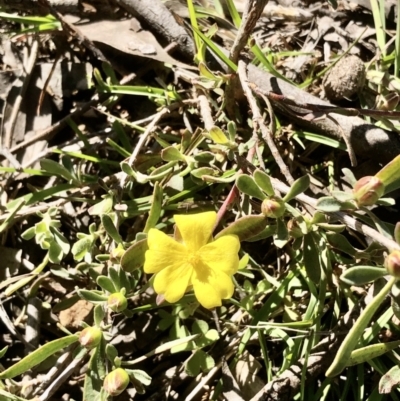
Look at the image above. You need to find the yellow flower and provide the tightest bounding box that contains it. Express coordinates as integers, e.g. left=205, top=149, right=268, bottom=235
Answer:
left=144, top=211, right=240, bottom=309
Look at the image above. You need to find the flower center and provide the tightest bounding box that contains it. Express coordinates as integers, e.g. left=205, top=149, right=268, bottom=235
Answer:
left=187, top=252, right=200, bottom=267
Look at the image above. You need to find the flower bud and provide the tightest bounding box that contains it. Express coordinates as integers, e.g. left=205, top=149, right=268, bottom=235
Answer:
left=103, top=368, right=130, bottom=396
left=79, top=326, right=102, bottom=349
left=107, top=292, right=128, bottom=312
left=353, top=176, right=385, bottom=207
left=385, top=250, right=400, bottom=278
left=261, top=196, right=285, bottom=218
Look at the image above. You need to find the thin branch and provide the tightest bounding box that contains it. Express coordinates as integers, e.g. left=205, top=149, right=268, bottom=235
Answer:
left=238, top=61, right=294, bottom=184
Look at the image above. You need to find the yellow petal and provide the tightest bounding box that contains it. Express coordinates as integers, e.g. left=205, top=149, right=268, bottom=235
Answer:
left=192, top=265, right=234, bottom=309
left=199, top=235, right=240, bottom=275
left=154, top=263, right=193, bottom=303
left=144, top=229, right=187, bottom=274
left=174, top=211, right=217, bottom=252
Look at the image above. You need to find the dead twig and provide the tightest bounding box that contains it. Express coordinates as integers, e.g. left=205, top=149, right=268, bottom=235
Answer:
left=3, top=39, right=39, bottom=151
left=246, top=64, right=400, bottom=164
left=238, top=61, right=294, bottom=184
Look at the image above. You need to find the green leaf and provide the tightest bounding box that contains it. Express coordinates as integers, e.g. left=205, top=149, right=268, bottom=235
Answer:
left=376, top=154, right=400, bottom=193
left=0, top=335, right=78, bottom=379
left=326, top=276, right=397, bottom=377
left=93, top=305, right=105, bottom=327
left=121, top=239, right=148, bottom=272
left=342, top=168, right=357, bottom=186
left=52, top=227, right=70, bottom=255
left=283, top=175, right=310, bottom=202
left=0, top=389, right=30, bottom=401
left=161, top=146, right=186, bottom=162
left=78, top=290, right=108, bottom=304
left=315, top=196, right=343, bottom=212
left=273, top=218, right=288, bottom=248
left=118, top=268, right=132, bottom=294
left=101, top=214, right=123, bottom=244
left=209, top=126, right=229, bottom=144
left=341, top=266, right=387, bottom=286
left=128, top=369, right=152, bottom=386
left=40, top=158, right=75, bottom=182
left=196, top=329, right=219, bottom=348
left=21, top=226, right=36, bottom=240
left=303, top=233, right=321, bottom=284
left=143, top=182, right=163, bottom=233
left=191, top=26, right=237, bottom=71
left=215, top=215, right=267, bottom=242
left=316, top=223, right=346, bottom=233
left=185, top=349, right=215, bottom=376
left=245, top=225, right=276, bottom=242
left=192, top=319, right=209, bottom=335
left=97, top=276, right=116, bottom=293
left=348, top=340, right=400, bottom=366
left=52, top=295, right=80, bottom=313
left=331, top=190, right=354, bottom=202
left=170, top=325, right=193, bottom=353
left=49, top=240, right=63, bottom=264
left=379, top=365, right=400, bottom=394
left=0, top=346, right=8, bottom=358
left=326, top=232, right=357, bottom=256
left=83, top=340, right=105, bottom=401
left=108, top=266, right=121, bottom=292
left=88, top=194, right=113, bottom=216
left=105, top=344, right=118, bottom=364
left=236, top=175, right=266, bottom=200
left=395, top=222, right=400, bottom=245
left=227, top=121, right=236, bottom=142
left=193, top=152, right=215, bottom=163
left=253, top=169, right=274, bottom=196
left=72, top=237, right=92, bottom=261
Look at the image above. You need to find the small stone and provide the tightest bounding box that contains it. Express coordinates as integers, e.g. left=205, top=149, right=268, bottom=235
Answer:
left=322, top=55, right=366, bottom=101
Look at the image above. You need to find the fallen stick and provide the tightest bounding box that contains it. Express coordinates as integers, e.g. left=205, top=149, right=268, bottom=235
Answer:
left=246, top=64, right=400, bottom=165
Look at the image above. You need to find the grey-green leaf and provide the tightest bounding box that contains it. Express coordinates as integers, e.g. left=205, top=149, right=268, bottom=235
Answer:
left=93, top=305, right=106, bottom=327
left=101, top=214, right=123, bottom=244
left=215, top=215, right=267, bottom=242
left=40, top=159, right=75, bottom=182
left=253, top=170, right=274, bottom=196
left=72, top=237, right=92, bottom=261
left=303, top=233, right=321, bottom=284
left=326, top=232, right=356, bottom=256
left=83, top=341, right=105, bottom=401
left=236, top=175, right=266, bottom=200
left=78, top=290, right=108, bottom=304
left=348, top=340, right=400, bottom=366
left=128, top=369, right=152, bottom=386
left=121, top=239, right=149, bottom=272
left=161, top=146, right=186, bottom=162
left=341, top=266, right=387, bottom=286
left=97, top=276, right=116, bottom=293
left=0, top=335, right=78, bottom=379
left=316, top=196, right=344, bottom=212
left=143, top=182, right=163, bottom=233
left=283, top=175, right=310, bottom=202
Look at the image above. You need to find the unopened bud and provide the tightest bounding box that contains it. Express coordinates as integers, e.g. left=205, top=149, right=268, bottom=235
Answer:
left=385, top=250, right=400, bottom=278
left=79, top=326, right=102, bottom=349
left=353, top=176, right=385, bottom=207
left=261, top=197, right=285, bottom=218
left=108, top=292, right=128, bottom=312
left=103, top=368, right=130, bottom=396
